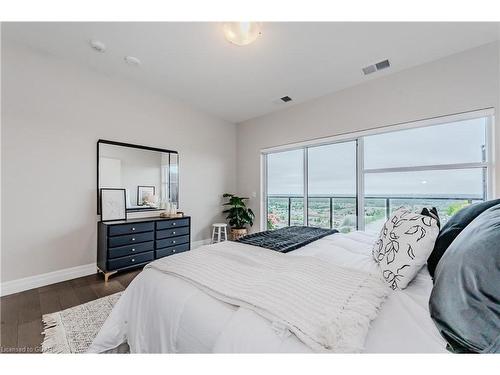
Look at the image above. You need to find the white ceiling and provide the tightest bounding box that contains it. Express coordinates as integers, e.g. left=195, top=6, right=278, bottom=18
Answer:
left=3, top=22, right=500, bottom=123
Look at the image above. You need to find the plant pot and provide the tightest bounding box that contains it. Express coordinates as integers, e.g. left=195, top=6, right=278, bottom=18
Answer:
left=231, top=228, right=248, bottom=240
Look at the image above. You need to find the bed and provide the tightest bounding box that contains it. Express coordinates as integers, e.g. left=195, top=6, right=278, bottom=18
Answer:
left=88, top=230, right=447, bottom=353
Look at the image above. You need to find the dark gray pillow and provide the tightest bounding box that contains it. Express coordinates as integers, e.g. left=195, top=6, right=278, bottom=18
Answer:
left=429, top=204, right=500, bottom=353
left=427, top=199, right=500, bottom=278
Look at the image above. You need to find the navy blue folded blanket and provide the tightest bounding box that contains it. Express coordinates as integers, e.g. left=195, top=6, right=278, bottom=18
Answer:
left=236, top=226, right=338, bottom=253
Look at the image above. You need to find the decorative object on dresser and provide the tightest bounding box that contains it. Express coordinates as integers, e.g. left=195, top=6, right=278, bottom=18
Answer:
left=222, top=193, right=255, bottom=240
left=100, top=188, right=127, bottom=222
left=160, top=200, right=179, bottom=217
left=97, top=216, right=191, bottom=282
left=160, top=211, right=183, bottom=218
left=137, top=185, right=156, bottom=206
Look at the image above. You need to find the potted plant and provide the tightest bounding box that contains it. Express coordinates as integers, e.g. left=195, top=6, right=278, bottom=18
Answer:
left=222, top=193, right=255, bottom=240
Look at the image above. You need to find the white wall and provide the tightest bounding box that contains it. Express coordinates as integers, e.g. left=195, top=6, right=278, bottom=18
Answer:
left=1, top=42, right=237, bottom=284
left=237, top=42, right=500, bottom=231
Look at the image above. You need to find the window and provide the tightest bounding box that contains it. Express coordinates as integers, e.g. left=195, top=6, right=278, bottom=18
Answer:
left=266, top=149, right=304, bottom=229
left=364, top=169, right=484, bottom=231
left=263, top=111, right=492, bottom=232
left=307, top=142, right=357, bottom=232
left=363, top=118, right=487, bottom=169
left=363, top=117, right=487, bottom=231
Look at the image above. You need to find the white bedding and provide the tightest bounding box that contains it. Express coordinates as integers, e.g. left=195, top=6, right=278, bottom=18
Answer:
left=88, top=231, right=447, bottom=353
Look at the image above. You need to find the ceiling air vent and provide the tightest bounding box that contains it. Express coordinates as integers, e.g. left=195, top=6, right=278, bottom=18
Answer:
left=375, top=59, right=390, bottom=70
left=362, top=59, right=391, bottom=75
left=362, top=65, right=376, bottom=75
left=272, top=96, right=294, bottom=105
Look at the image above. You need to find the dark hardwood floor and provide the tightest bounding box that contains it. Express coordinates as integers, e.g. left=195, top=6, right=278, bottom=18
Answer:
left=0, top=269, right=141, bottom=354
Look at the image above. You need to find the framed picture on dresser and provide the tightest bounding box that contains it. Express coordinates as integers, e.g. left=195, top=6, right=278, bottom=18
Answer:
left=100, top=188, right=127, bottom=222
left=137, top=185, right=155, bottom=206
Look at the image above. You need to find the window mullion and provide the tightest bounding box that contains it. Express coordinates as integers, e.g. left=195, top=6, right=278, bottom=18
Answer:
left=356, top=138, right=365, bottom=231
left=261, top=153, right=268, bottom=231
left=304, top=147, right=308, bottom=226
left=364, top=162, right=488, bottom=174
left=485, top=115, right=494, bottom=199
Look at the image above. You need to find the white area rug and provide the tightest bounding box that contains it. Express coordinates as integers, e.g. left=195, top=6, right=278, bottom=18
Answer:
left=41, top=292, right=122, bottom=353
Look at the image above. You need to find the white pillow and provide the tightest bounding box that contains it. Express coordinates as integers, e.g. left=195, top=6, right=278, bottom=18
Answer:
left=372, top=207, right=439, bottom=290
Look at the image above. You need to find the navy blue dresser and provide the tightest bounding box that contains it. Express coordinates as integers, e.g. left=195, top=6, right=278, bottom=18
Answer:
left=97, top=216, right=191, bottom=282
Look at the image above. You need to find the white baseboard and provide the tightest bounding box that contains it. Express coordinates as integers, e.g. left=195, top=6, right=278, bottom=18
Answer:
left=0, top=263, right=97, bottom=297
left=0, top=238, right=212, bottom=297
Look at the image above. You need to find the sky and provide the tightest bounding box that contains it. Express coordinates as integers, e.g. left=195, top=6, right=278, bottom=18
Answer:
left=267, top=118, right=486, bottom=198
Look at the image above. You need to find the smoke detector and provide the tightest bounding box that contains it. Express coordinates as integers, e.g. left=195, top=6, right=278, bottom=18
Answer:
left=124, top=56, right=142, bottom=66
left=89, top=40, right=106, bottom=53
left=362, top=59, right=390, bottom=75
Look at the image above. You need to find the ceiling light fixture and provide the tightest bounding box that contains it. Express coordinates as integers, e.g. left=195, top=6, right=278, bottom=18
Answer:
left=124, top=56, right=141, bottom=66
left=223, top=22, right=262, bottom=46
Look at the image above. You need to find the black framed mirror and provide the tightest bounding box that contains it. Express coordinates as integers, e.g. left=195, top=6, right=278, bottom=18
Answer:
left=97, top=139, right=179, bottom=214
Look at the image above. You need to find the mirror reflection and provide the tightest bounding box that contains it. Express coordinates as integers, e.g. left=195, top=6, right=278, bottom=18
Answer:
left=98, top=141, right=179, bottom=212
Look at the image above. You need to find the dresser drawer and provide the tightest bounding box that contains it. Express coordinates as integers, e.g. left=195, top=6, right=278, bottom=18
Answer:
left=108, top=241, right=154, bottom=259
left=108, top=231, right=154, bottom=248
left=156, top=235, right=189, bottom=249
left=108, top=222, right=154, bottom=236
left=107, top=251, right=154, bottom=271
left=155, top=243, right=190, bottom=259
left=156, top=218, right=189, bottom=230
left=156, top=226, right=190, bottom=239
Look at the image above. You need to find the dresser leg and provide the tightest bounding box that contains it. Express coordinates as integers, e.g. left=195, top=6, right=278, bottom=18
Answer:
left=97, top=267, right=117, bottom=283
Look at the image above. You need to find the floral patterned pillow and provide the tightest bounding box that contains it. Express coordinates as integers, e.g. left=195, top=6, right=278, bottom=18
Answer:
left=372, top=207, right=439, bottom=290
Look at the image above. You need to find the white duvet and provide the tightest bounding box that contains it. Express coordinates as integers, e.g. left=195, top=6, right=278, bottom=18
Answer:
left=88, top=231, right=447, bottom=353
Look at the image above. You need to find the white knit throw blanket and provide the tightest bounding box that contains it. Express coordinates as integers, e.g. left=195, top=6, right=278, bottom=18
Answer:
left=146, top=242, right=390, bottom=352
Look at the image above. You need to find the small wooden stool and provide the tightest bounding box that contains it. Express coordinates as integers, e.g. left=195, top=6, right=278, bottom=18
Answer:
left=212, top=223, right=228, bottom=243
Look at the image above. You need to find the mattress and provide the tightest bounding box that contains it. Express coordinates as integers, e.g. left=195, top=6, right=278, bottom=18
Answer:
left=89, top=231, right=447, bottom=353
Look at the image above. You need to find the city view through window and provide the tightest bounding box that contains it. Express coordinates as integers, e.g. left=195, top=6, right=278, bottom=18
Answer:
left=266, top=116, right=489, bottom=233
